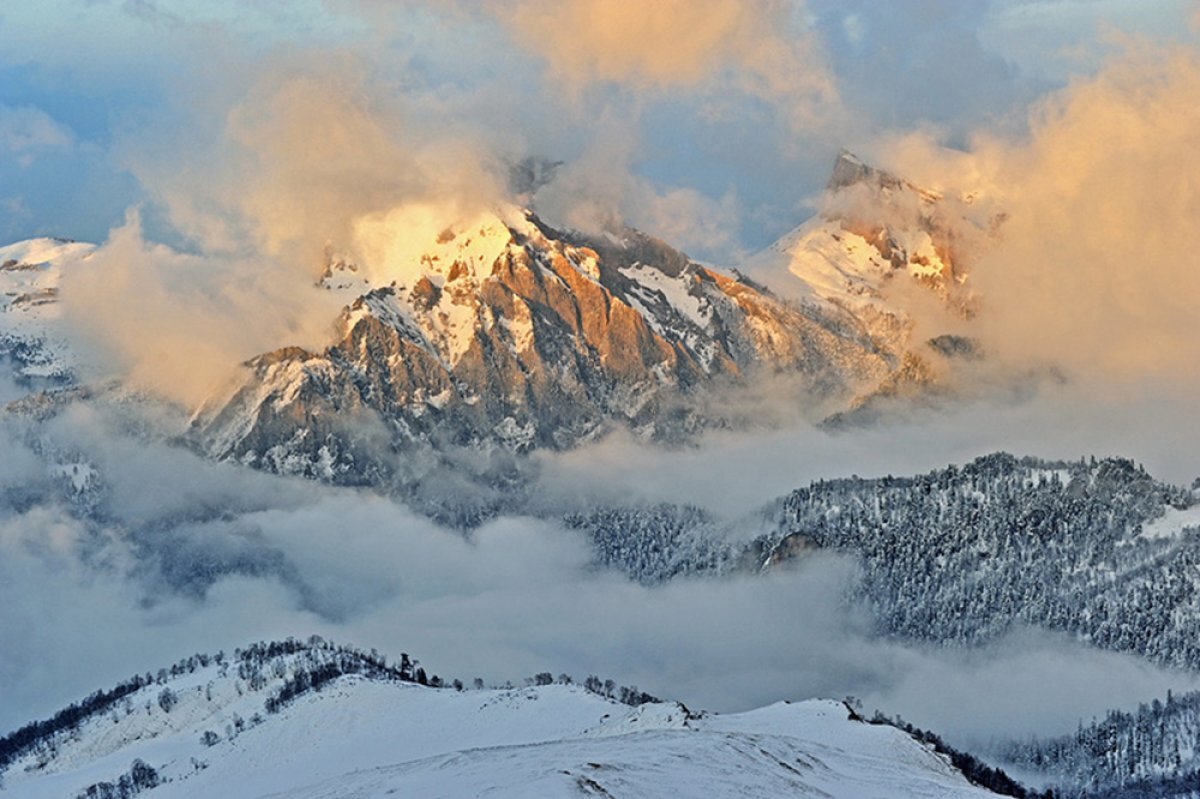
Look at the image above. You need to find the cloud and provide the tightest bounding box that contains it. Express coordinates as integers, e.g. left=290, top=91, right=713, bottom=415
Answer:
left=56, top=30, right=757, bottom=400
left=4, top=404, right=1200, bottom=748
left=58, top=51, right=516, bottom=405
left=0, top=104, right=73, bottom=167
left=124, top=56, right=506, bottom=267
left=528, top=110, right=745, bottom=261
left=830, top=40, right=1200, bottom=398
left=981, top=0, right=1199, bottom=82
left=811, top=1, right=1036, bottom=138
left=59, top=211, right=344, bottom=406
left=534, top=385, right=1200, bottom=527
left=8, top=5, right=1200, bottom=767
left=973, top=44, right=1200, bottom=384
left=491, top=0, right=840, bottom=129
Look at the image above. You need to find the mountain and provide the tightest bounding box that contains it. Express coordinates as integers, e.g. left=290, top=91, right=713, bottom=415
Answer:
left=759, top=454, right=1200, bottom=663
left=571, top=453, right=1200, bottom=671
left=748, top=150, right=982, bottom=317
left=187, top=205, right=906, bottom=487
left=0, top=237, right=94, bottom=391
left=747, top=150, right=997, bottom=424
left=0, top=638, right=1010, bottom=798
left=185, top=151, right=996, bottom=489
left=0, top=154, right=996, bottom=500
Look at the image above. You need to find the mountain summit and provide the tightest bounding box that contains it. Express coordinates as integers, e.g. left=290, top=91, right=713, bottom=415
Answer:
left=1, top=154, right=994, bottom=496
left=189, top=199, right=922, bottom=487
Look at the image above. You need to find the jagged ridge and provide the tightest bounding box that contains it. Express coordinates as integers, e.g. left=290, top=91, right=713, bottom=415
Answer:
left=191, top=206, right=906, bottom=486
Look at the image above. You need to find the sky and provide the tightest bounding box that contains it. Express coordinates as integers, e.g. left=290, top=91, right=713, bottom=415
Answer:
left=1, top=0, right=1196, bottom=261
left=5, top=0, right=1200, bottom=759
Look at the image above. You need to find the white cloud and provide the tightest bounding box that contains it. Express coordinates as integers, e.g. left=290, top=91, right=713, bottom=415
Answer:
left=0, top=105, right=73, bottom=167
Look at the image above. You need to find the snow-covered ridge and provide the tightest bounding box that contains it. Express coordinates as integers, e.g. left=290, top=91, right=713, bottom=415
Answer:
left=0, top=237, right=93, bottom=384
left=0, top=638, right=999, bottom=798
left=746, top=150, right=983, bottom=318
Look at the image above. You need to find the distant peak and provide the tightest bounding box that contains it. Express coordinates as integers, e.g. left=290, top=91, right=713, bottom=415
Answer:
left=826, top=149, right=905, bottom=193
left=508, top=156, right=564, bottom=196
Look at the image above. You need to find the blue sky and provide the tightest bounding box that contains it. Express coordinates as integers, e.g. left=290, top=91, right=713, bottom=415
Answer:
left=0, top=0, right=1196, bottom=258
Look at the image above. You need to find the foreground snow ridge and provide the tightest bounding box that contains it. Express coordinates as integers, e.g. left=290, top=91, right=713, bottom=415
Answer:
left=0, top=639, right=998, bottom=798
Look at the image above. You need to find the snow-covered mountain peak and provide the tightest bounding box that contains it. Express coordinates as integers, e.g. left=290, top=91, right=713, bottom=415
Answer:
left=349, top=204, right=523, bottom=289
left=1, top=165, right=986, bottom=493
left=0, top=238, right=93, bottom=318
left=749, top=151, right=980, bottom=317
left=192, top=197, right=921, bottom=483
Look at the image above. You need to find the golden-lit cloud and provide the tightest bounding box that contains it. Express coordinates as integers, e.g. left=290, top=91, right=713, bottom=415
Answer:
left=64, top=58, right=509, bottom=406
left=977, top=45, right=1200, bottom=382
left=878, top=42, right=1200, bottom=386
left=495, top=0, right=839, bottom=128
left=132, top=60, right=505, bottom=270
left=55, top=4, right=1200, bottom=409
left=61, top=211, right=343, bottom=406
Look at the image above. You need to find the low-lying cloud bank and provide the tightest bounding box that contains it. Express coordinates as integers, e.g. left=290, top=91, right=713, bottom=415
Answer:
left=537, top=380, right=1200, bottom=520
left=2, top=397, right=1198, bottom=751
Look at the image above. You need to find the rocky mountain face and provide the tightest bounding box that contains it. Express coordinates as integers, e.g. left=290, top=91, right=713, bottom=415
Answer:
left=190, top=211, right=883, bottom=486
left=189, top=154, right=988, bottom=488
left=0, top=154, right=994, bottom=497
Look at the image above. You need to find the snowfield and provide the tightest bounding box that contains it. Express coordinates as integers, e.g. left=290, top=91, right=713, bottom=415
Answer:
left=0, top=237, right=93, bottom=383
left=1, top=651, right=996, bottom=799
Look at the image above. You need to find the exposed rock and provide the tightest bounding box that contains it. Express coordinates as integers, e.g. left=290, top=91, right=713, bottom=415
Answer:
left=192, top=207, right=903, bottom=485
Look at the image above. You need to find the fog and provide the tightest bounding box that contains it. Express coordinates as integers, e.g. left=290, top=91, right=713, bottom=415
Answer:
left=2, top=385, right=1199, bottom=752
left=536, top=377, right=1200, bottom=521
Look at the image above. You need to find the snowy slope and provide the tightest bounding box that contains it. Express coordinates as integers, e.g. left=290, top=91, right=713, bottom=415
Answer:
left=0, top=641, right=999, bottom=798
left=731, top=152, right=1001, bottom=428
left=0, top=238, right=93, bottom=384
left=745, top=151, right=978, bottom=317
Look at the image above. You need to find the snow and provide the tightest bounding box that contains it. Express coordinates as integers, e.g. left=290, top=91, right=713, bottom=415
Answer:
left=3, top=665, right=995, bottom=799
left=1024, top=468, right=1070, bottom=489
left=497, top=300, right=535, bottom=354
left=746, top=218, right=896, bottom=312
left=350, top=204, right=521, bottom=290
left=1140, top=501, right=1200, bottom=540
left=619, top=263, right=711, bottom=330
left=0, top=238, right=94, bottom=384
left=341, top=207, right=566, bottom=367
left=48, top=460, right=99, bottom=493
left=742, top=170, right=962, bottom=320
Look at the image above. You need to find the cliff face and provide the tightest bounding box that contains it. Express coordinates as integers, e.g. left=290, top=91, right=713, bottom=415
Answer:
left=185, top=151, right=1001, bottom=486
left=191, top=207, right=902, bottom=483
